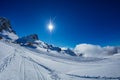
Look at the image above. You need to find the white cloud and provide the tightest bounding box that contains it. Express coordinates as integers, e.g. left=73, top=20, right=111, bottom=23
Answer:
left=74, top=43, right=119, bottom=57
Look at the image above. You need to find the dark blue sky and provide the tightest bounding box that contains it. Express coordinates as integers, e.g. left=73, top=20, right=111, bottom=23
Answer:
left=0, top=0, right=120, bottom=47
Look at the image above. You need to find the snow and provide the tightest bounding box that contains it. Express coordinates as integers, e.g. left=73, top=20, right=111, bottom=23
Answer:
left=0, top=30, right=18, bottom=40
left=0, top=41, right=15, bottom=59
left=0, top=41, right=120, bottom=80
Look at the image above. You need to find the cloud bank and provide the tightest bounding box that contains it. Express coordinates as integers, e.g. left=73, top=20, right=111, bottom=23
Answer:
left=74, top=43, right=120, bottom=57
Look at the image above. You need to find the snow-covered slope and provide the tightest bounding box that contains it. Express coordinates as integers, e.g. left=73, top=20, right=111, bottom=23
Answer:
left=0, top=17, right=18, bottom=40
left=0, top=40, right=120, bottom=80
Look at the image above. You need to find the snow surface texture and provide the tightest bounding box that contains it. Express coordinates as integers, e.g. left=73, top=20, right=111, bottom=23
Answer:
left=0, top=41, right=120, bottom=80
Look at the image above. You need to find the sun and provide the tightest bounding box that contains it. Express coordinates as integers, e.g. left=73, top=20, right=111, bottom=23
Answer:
left=48, top=22, right=53, bottom=32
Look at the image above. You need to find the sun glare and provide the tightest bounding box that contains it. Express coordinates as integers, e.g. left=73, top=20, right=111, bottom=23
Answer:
left=48, top=22, right=53, bottom=32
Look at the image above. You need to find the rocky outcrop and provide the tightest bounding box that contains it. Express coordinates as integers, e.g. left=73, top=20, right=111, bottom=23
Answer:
left=0, top=17, right=16, bottom=33
left=15, top=34, right=39, bottom=45
left=0, top=17, right=18, bottom=40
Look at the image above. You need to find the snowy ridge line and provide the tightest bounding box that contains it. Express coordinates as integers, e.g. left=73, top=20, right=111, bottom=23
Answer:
left=67, top=74, right=120, bottom=80
left=22, top=56, right=61, bottom=80
left=0, top=53, right=15, bottom=72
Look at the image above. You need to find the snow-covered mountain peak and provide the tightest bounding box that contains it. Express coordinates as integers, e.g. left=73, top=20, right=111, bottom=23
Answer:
left=0, top=17, right=18, bottom=40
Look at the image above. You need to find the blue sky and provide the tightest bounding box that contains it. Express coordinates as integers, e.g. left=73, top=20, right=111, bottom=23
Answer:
left=0, top=0, right=120, bottom=48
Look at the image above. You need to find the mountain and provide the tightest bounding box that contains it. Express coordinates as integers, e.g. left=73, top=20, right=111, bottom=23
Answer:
left=15, top=34, right=39, bottom=46
left=0, top=17, right=120, bottom=80
left=15, top=34, right=76, bottom=56
left=0, top=17, right=18, bottom=40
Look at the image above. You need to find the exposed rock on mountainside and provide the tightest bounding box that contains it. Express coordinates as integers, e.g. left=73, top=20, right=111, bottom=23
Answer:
left=0, top=17, right=18, bottom=40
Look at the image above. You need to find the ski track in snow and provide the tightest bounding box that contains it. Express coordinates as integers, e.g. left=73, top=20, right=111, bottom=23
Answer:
left=67, top=74, right=120, bottom=80
left=23, top=56, right=61, bottom=80
left=19, top=57, right=25, bottom=80
left=0, top=50, right=120, bottom=80
left=32, top=62, right=46, bottom=80
left=19, top=52, right=47, bottom=80
left=0, top=53, right=15, bottom=73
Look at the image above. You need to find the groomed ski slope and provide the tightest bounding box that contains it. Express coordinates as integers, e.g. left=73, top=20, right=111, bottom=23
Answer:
left=0, top=41, right=120, bottom=80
